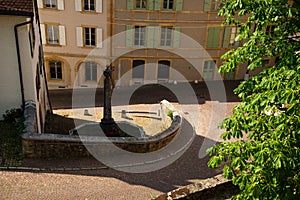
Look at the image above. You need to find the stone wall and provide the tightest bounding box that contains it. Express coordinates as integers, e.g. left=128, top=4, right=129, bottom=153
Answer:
left=155, top=174, right=240, bottom=200
left=22, top=100, right=182, bottom=158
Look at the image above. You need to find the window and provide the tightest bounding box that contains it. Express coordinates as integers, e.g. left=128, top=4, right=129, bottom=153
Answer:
left=132, top=60, right=145, bottom=79
left=134, top=26, right=146, bottom=46
left=163, top=0, right=174, bottom=9
left=229, top=26, right=241, bottom=47
left=47, top=24, right=59, bottom=45
left=84, top=0, right=95, bottom=11
left=206, top=27, right=221, bottom=48
left=49, top=61, right=62, bottom=79
left=85, top=62, right=97, bottom=81
left=158, top=60, right=170, bottom=80
left=45, top=0, right=56, bottom=8
left=203, top=60, right=216, bottom=80
left=204, top=0, right=223, bottom=12
left=160, top=27, right=173, bottom=47
left=85, top=27, right=96, bottom=47
left=135, top=0, right=147, bottom=9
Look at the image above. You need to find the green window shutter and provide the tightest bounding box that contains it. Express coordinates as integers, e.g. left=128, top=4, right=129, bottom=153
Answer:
left=173, top=27, right=181, bottom=48
left=222, top=26, right=231, bottom=48
left=126, top=25, right=133, bottom=47
left=204, top=0, right=211, bottom=11
left=147, top=26, right=159, bottom=48
left=149, top=0, right=155, bottom=10
left=176, top=0, right=183, bottom=11
left=206, top=27, right=220, bottom=48
left=154, top=0, right=161, bottom=10
left=127, top=0, right=134, bottom=10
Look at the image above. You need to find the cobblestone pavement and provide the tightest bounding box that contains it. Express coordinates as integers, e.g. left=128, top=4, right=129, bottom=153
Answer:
left=0, top=82, right=240, bottom=199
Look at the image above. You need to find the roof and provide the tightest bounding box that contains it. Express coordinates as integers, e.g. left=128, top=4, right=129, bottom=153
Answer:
left=0, top=0, right=33, bottom=16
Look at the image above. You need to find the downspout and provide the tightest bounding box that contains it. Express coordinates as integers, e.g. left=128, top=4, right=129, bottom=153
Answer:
left=14, top=19, right=33, bottom=110
left=33, top=0, right=53, bottom=113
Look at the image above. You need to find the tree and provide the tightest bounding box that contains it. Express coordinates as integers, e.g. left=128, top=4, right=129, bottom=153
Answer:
left=207, top=0, right=300, bottom=199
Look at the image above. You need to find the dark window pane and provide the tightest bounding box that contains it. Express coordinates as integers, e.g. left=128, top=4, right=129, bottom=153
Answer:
left=132, top=60, right=145, bottom=79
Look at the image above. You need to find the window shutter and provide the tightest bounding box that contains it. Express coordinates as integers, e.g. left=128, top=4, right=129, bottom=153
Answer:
left=57, top=0, right=64, bottom=10
left=96, top=28, right=103, bottom=48
left=176, top=0, right=183, bottom=11
left=126, top=25, right=133, bottom=47
left=147, top=26, right=159, bottom=48
left=96, top=0, right=103, bottom=13
left=40, top=24, right=46, bottom=44
left=204, top=0, right=211, bottom=11
left=127, top=0, right=134, bottom=10
left=37, top=0, right=43, bottom=8
left=154, top=0, right=161, bottom=10
left=173, top=27, right=181, bottom=48
left=59, top=25, right=66, bottom=46
left=76, top=27, right=83, bottom=47
left=149, top=0, right=155, bottom=10
left=207, top=27, right=220, bottom=48
left=222, top=26, right=231, bottom=48
left=75, top=0, right=82, bottom=11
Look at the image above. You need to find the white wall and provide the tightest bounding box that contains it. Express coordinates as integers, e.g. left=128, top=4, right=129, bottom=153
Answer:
left=0, top=15, right=29, bottom=119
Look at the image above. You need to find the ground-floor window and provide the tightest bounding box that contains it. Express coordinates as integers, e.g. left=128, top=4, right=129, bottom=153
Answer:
left=132, top=60, right=145, bottom=79
left=49, top=60, right=62, bottom=79
left=157, top=60, right=170, bottom=80
left=203, top=60, right=216, bottom=80
left=85, top=62, right=98, bottom=81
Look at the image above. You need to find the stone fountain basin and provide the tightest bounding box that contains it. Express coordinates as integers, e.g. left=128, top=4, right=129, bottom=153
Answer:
left=69, top=121, right=146, bottom=138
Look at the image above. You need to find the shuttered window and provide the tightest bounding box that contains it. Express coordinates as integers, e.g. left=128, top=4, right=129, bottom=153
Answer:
left=160, top=26, right=173, bottom=47
left=204, top=0, right=222, bottom=12
left=76, top=27, right=102, bottom=48
left=85, top=62, right=98, bottom=81
left=222, top=26, right=231, bottom=48
left=76, top=0, right=102, bottom=12
left=134, top=26, right=146, bottom=46
left=206, top=27, right=220, bottom=48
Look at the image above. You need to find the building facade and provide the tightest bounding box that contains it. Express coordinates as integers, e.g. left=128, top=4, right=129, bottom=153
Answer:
left=37, top=0, right=109, bottom=89
left=38, top=0, right=275, bottom=89
left=0, top=0, right=51, bottom=132
left=111, top=0, right=275, bottom=86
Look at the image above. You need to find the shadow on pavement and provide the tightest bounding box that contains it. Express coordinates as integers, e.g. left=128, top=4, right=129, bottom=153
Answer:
left=20, top=118, right=222, bottom=194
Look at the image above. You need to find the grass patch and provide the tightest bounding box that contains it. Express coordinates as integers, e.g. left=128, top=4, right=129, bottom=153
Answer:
left=0, top=121, right=23, bottom=166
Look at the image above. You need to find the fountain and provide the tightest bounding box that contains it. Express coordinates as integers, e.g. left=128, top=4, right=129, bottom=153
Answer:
left=69, top=65, right=145, bottom=138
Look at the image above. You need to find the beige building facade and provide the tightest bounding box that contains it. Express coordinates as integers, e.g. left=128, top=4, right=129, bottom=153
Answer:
left=111, top=0, right=275, bottom=86
left=38, top=0, right=109, bottom=89
left=38, top=0, right=275, bottom=89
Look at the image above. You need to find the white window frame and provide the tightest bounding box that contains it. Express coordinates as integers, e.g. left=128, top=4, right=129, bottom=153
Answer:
left=44, top=0, right=57, bottom=8
left=47, top=24, right=59, bottom=45
left=163, top=0, right=174, bottom=10
left=49, top=60, right=63, bottom=80
left=160, top=26, right=173, bottom=47
left=134, top=26, right=146, bottom=46
left=135, top=0, right=147, bottom=9
left=84, top=27, right=96, bottom=47
left=85, top=62, right=98, bottom=81
left=84, top=0, right=95, bottom=11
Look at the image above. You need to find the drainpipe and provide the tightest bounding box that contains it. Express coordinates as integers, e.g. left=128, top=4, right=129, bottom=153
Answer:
left=14, top=19, right=33, bottom=110
left=33, top=0, right=53, bottom=113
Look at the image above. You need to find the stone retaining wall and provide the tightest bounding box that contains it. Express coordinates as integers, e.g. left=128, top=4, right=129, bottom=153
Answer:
left=22, top=100, right=182, bottom=158
left=155, top=174, right=239, bottom=200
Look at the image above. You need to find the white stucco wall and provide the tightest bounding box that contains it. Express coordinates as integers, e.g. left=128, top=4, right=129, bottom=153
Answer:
left=0, top=15, right=30, bottom=119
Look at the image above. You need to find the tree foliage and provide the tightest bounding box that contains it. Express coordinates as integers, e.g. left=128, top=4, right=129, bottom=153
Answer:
left=207, top=0, right=300, bottom=199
